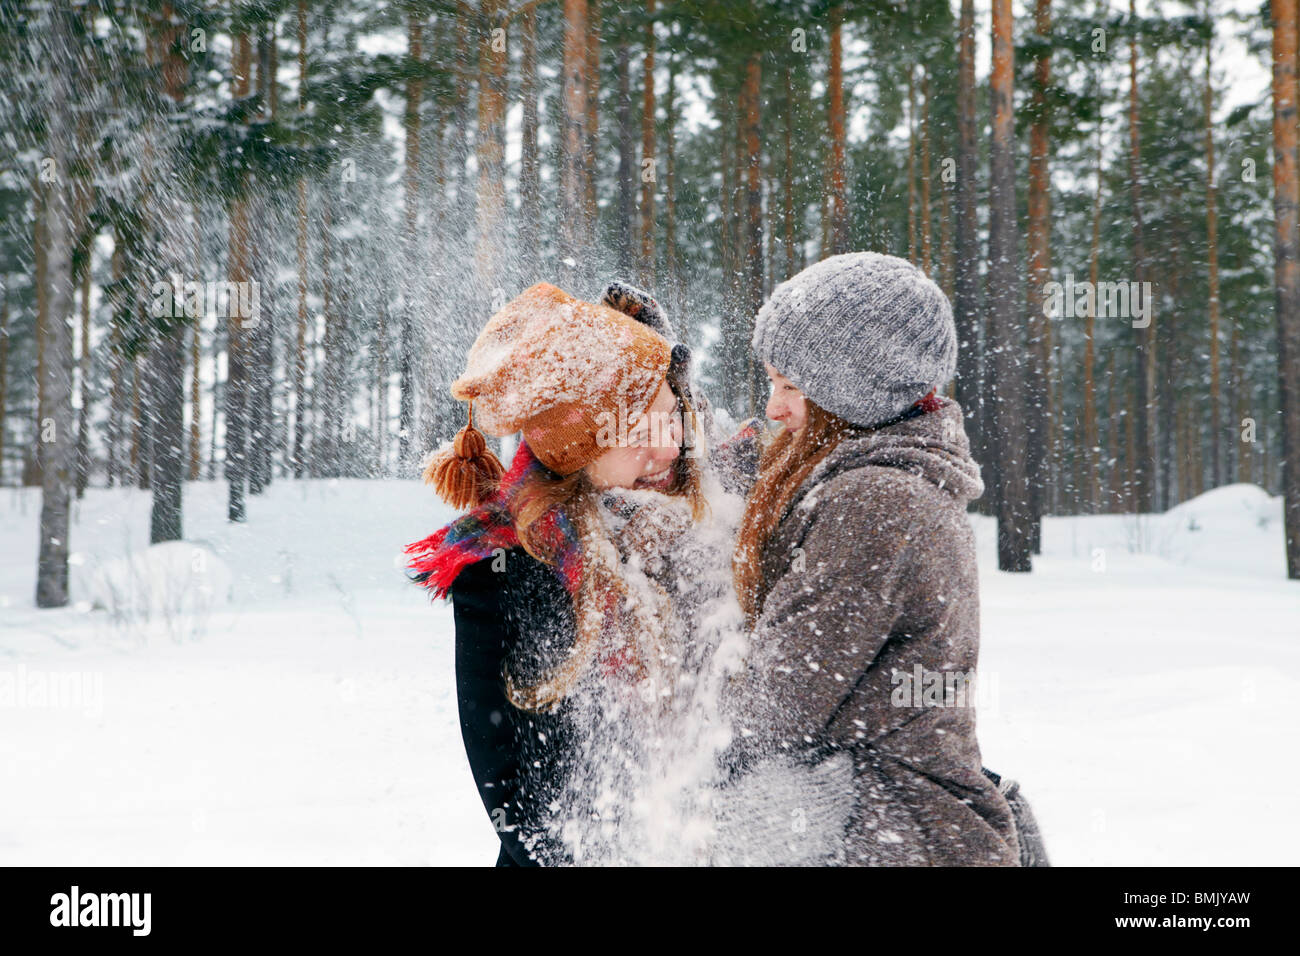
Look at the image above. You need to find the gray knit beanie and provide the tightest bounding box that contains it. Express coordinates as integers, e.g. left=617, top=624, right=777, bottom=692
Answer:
left=752, top=252, right=957, bottom=428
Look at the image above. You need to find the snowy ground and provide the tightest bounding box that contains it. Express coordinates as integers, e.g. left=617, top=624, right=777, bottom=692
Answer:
left=1, top=478, right=1296, bottom=866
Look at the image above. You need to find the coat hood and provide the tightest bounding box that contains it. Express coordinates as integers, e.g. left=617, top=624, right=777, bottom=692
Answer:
left=792, top=397, right=984, bottom=508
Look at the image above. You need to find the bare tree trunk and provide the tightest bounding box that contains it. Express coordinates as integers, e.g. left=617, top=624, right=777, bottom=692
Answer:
left=33, top=172, right=47, bottom=489
left=189, top=207, right=202, bottom=481
left=920, top=68, right=933, bottom=275
left=664, top=45, right=680, bottom=312
left=1205, top=6, right=1222, bottom=489
left=520, top=4, right=541, bottom=281
left=107, top=237, right=125, bottom=488
left=1084, top=100, right=1104, bottom=513
left=35, top=5, right=77, bottom=607
left=585, top=0, right=601, bottom=220
left=826, top=2, right=848, bottom=256
left=615, top=33, right=636, bottom=275
left=783, top=66, right=797, bottom=282
left=1128, top=0, right=1156, bottom=514
left=640, top=0, right=657, bottom=285
left=907, top=66, right=918, bottom=265
left=1272, top=0, right=1300, bottom=577
left=476, top=0, right=508, bottom=296
left=75, top=239, right=91, bottom=498
left=293, top=0, right=308, bottom=478
left=560, top=0, right=591, bottom=265
left=226, top=32, right=252, bottom=522
left=1025, top=0, right=1052, bottom=549
left=0, top=285, right=8, bottom=484
left=987, top=0, right=1031, bottom=571
left=398, top=13, right=422, bottom=470
left=247, top=21, right=274, bottom=497
left=741, top=52, right=765, bottom=415
left=954, top=0, right=983, bottom=472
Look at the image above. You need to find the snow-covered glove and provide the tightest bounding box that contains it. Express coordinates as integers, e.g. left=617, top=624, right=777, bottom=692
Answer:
left=710, top=751, right=856, bottom=866
left=613, top=495, right=694, bottom=577
left=601, top=280, right=677, bottom=341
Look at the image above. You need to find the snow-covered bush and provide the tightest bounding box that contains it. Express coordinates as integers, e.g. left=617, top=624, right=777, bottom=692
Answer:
left=72, top=542, right=233, bottom=643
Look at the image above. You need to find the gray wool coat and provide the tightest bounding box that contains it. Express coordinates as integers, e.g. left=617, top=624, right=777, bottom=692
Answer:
left=731, top=398, right=1021, bottom=866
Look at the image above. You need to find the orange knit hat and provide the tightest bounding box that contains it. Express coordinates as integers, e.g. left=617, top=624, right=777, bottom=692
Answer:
left=425, top=283, right=672, bottom=506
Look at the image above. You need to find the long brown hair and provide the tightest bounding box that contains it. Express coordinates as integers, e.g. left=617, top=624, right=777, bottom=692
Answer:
left=504, top=378, right=707, bottom=712
left=733, top=400, right=861, bottom=624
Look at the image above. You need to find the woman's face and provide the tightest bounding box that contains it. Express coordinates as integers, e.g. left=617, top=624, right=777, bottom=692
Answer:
left=585, top=381, right=683, bottom=491
left=764, top=363, right=807, bottom=434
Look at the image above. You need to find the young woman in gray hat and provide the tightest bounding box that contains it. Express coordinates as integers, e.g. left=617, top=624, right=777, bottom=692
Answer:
left=725, top=251, right=1048, bottom=866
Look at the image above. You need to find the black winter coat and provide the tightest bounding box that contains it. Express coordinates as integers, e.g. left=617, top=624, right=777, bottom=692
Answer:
left=449, top=547, right=579, bottom=867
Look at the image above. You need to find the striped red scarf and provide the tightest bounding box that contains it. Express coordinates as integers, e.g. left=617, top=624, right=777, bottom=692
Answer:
left=404, top=442, right=582, bottom=600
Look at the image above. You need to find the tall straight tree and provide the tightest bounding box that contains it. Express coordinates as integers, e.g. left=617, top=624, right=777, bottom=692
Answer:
left=1204, top=4, right=1221, bottom=488
left=1128, top=0, right=1156, bottom=512
left=149, top=4, right=189, bottom=543
left=615, top=20, right=637, bottom=274
left=34, top=3, right=77, bottom=607
left=398, top=11, right=422, bottom=469
left=1025, top=0, right=1052, bottom=550
left=519, top=3, right=541, bottom=281
left=826, top=2, right=848, bottom=256
left=987, top=0, right=1031, bottom=571
left=476, top=0, right=508, bottom=295
left=740, top=49, right=764, bottom=413
left=226, top=31, right=252, bottom=522
left=560, top=0, right=591, bottom=265
left=953, top=0, right=983, bottom=464
left=293, top=0, right=309, bottom=478
left=1272, top=0, right=1300, bottom=578
left=641, top=0, right=657, bottom=284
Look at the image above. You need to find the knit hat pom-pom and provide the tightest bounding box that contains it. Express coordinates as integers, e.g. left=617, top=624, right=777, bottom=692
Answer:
left=424, top=408, right=505, bottom=510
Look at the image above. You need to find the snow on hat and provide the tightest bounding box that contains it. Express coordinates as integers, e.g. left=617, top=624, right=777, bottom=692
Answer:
left=428, top=283, right=672, bottom=503
left=752, top=252, right=957, bottom=428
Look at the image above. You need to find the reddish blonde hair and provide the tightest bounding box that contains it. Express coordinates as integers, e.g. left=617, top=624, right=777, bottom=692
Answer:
left=733, top=400, right=861, bottom=624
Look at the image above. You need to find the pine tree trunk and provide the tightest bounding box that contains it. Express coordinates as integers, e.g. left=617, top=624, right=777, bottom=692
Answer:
left=826, top=2, right=848, bottom=256
left=520, top=5, right=541, bottom=282
left=398, top=13, right=422, bottom=470
left=560, top=0, right=591, bottom=265
left=107, top=238, right=124, bottom=488
left=907, top=67, right=918, bottom=265
left=741, top=51, right=765, bottom=415
left=665, top=47, right=680, bottom=312
left=247, top=22, right=273, bottom=497
left=1128, top=0, right=1156, bottom=514
left=476, top=0, right=508, bottom=298
left=616, top=35, right=636, bottom=275
left=75, top=242, right=91, bottom=498
left=189, top=208, right=202, bottom=482
left=920, top=68, right=933, bottom=276
left=585, top=0, right=601, bottom=220
left=293, top=0, right=309, bottom=479
left=1084, top=103, right=1103, bottom=513
left=35, top=5, right=77, bottom=607
left=955, top=0, right=983, bottom=466
left=1271, top=0, right=1300, bottom=577
left=783, top=66, right=797, bottom=282
left=640, top=0, right=657, bottom=285
left=1205, top=10, right=1222, bottom=490
left=0, top=286, right=7, bottom=484
left=1025, top=0, right=1052, bottom=549
left=987, top=0, right=1031, bottom=572
left=33, top=171, right=47, bottom=489
left=226, top=32, right=252, bottom=522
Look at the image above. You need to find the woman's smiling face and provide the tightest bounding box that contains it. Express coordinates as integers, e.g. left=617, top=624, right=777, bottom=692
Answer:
left=764, top=363, right=808, bottom=434
left=584, top=382, right=683, bottom=491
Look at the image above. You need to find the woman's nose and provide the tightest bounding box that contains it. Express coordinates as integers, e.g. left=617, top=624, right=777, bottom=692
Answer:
left=766, top=394, right=785, bottom=421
